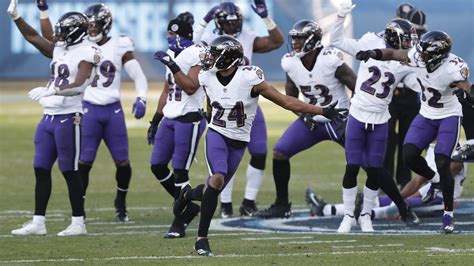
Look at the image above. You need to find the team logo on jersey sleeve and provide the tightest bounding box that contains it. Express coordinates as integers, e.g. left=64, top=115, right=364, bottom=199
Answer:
left=256, top=69, right=264, bottom=79
left=93, top=54, right=102, bottom=65
left=460, top=67, right=469, bottom=80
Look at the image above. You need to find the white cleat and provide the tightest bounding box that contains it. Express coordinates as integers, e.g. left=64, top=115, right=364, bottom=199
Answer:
left=337, top=214, right=356, bottom=233
left=358, top=213, right=374, bottom=232
left=11, top=221, right=47, bottom=236
left=57, top=223, right=87, bottom=236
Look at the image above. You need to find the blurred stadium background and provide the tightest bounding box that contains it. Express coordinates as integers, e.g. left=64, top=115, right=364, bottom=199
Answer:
left=0, top=0, right=473, bottom=264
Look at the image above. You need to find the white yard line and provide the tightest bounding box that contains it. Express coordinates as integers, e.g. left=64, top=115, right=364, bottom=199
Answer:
left=281, top=240, right=357, bottom=245
left=242, top=236, right=314, bottom=241
left=332, top=243, right=404, bottom=249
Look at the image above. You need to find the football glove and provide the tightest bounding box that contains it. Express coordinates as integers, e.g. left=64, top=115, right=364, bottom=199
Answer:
left=300, top=113, right=319, bottom=132
left=132, top=97, right=146, bottom=119
left=251, top=0, right=268, bottom=18
left=28, top=87, right=57, bottom=101
left=356, top=49, right=382, bottom=62
left=337, top=0, right=355, bottom=18
left=7, top=0, right=19, bottom=20
left=321, top=102, right=348, bottom=121
left=36, top=0, right=48, bottom=11
left=203, top=5, right=221, bottom=23
left=147, top=112, right=164, bottom=145
left=154, top=51, right=181, bottom=74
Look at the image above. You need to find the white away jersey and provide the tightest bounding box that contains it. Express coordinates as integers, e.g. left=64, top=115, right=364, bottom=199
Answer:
left=200, top=65, right=264, bottom=142
left=163, top=44, right=206, bottom=119
left=41, top=40, right=102, bottom=115
left=407, top=49, right=468, bottom=119
left=348, top=33, right=413, bottom=124
left=281, top=46, right=349, bottom=122
left=201, top=29, right=257, bottom=63
left=83, top=36, right=134, bottom=105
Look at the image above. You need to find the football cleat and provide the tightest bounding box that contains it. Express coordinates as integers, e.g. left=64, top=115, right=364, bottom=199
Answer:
left=358, top=213, right=374, bottom=232
left=195, top=238, right=213, bottom=257
left=452, top=144, right=474, bottom=162
left=353, top=192, right=364, bottom=220
left=442, top=214, right=454, bottom=234
left=254, top=202, right=292, bottom=219
left=421, top=182, right=441, bottom=204
left=239, top=200, right=258, bottom=216
left=337, top=214, right=356, bottom=233
left=220, top=202, right=233, bottom=219
left=173, top=184, right=192, bottom=217
left=57, top=223, right=87, bottom=236
left=401, top=206, right=420, bottom=226
left=165, top=202, right=200, bottom=239
left=11, top=221, right=47, bottom=236
left=305, top=186, right=326, bottom=217
left=114, top=198, right=130, bottom=222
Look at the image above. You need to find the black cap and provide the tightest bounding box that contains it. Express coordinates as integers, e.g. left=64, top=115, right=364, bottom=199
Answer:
left=167, top=17, right=193, bottom=40
left=396, top=3, right=414, bottom=19
left=407, top=8, right=427, bottom=34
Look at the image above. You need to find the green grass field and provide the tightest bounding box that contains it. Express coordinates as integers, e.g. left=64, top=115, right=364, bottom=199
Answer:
left=1, top=82, right=473, bottom=264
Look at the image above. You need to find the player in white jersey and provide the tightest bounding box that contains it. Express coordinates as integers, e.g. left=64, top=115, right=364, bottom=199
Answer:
left=168, top=36, right=346, bottom=256
left=149, top=13, right=206, bottom=238
left=254, top=19, right=355, bottom=218
left=356, top=30, right=472, bottom=233
left=8, top=0, right=101, bottom=236
left=193, top=1, right=284, bottom=218
left=330, top=1, right=421, bottom=233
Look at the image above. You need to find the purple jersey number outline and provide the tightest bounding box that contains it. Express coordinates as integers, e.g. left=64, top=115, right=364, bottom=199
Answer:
left=360, top=66, right=395, bottom=99
left=211, top=101, right=247, bottom=128
left=91, top=60, right=116, bottom=88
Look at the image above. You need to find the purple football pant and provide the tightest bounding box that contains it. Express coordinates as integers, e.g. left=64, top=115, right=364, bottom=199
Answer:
left=345, top=115, right=388, bottom=167
left=34, top=113, right=81, bottom=172
left=247, top=106, right=268, bottom=155
left=274, top=118, right=345, bottom=157
left=205, top=129, right=247, bottom=188
left=404, top=114, right=461, bottom=157
left=80, top=101, right=129, bottom=162
left=150, top=117, right=206, bottom=170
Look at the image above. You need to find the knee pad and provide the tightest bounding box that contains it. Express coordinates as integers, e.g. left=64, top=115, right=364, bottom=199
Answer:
left=343, top=164, right=360, bottom=188
left=273, top=150, right=289, bottom=160
left=115, top=160, right=130, bottom=167
left=434, top=154, right=450, bottom=170
left=151, top=164, right=171, bottom=182
left=174, top=169, right=189, bottom=185
left=402, top=144, right=421, bottom=167
left=250, top=153, right=266, bottom=170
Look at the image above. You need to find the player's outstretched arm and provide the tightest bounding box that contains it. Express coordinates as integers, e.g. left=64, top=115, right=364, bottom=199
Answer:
left=330, top=0, right=358, bottom=56
left=36, top=0, right=54, bottom=42
left=154, top=51, right=201, bottom=94
left=193, top=5, right=220, bottom=44
left=356, top=48, right=410, bottom=63
left=8, top=0, right=54, bottom=58
left=251, top=0, right=284, bottom=53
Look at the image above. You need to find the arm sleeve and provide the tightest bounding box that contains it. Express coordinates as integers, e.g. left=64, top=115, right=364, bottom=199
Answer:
left=330, top=16, right=364, bottom=57
left=124, top=59, right=148, bottom=99
left=193, top=20, right=208, bottom=44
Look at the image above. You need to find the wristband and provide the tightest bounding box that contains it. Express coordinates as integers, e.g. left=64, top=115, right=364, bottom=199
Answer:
left=373, top=49, right=383, bottom=60
left=168, top=62, right=181, bottom=74
left=263, top=16, right=277, bottom=30
left=40, top=10, right=49, bottom=19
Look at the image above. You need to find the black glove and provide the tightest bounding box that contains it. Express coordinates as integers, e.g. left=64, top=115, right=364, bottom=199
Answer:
left=322, top=102, right=349, bottom=121
left=147, top=112, right=163, bottom=145
left=454, top=89, right=472, bottom=104
left=300, top=113, right=318, bottom=132
left=154, top=51, right=181, bottom=74
left=356, top=49, right=382, bottom=62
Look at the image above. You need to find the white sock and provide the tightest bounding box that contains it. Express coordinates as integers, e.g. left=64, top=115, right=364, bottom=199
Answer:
left=467, top=139, right=474, bottom=145
left=362, top=186, right=379, bottom=215
left=323, top=204, right=332, bottom=216
left=373, top=204, right=399, bottom=219
left=244, top=164, right=264, bottom=201
left=32, top=215, right=45, bottom=225
left=444, top=211, right=454, bottom=217
left=220, top=175, right=235, bottom=203
left=343, top=187, right=358, bottom=216
left=334, top=204, right=345, bottom=216
left=71, top=216, right=84, bottom=225
left=430, top=172, right=440, bottom=183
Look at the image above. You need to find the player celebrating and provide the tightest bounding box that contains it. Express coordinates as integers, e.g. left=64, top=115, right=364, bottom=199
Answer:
left=194, top=0, right=284, bottom=218
left=8, top=0, right=101, bottom=236
left=356, top=30, right=472, bottom=233
left=330, top=0, right=420, bottom=233
left=148, top=13, right=205, bottom=238
left=254, top=19, right=355, bottom=218
left=167, top=36, right=345, bottom=256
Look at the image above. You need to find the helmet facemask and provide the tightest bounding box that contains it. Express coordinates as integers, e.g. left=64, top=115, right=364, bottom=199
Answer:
left=85, top=4, right=112, bottom=43
left=54, top=12, right=89, bottom=48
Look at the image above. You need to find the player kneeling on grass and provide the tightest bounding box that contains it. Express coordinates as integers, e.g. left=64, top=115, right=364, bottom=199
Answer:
left=157, top=36, right=346, bottom=256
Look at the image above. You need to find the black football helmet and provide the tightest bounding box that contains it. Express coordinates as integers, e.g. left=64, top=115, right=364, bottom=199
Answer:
left=54, top=12, right=89, bottom=47
left=214, top=2, right=243, bottom=37
left=384, top=18, right=417, bottom=49
left=416, top=30, right=452, bottom=73
left=200, top=36, right=243, bottom=71
left=289, top=19, right=322, bottom=58
left=84, top=4, right=113, bottom=42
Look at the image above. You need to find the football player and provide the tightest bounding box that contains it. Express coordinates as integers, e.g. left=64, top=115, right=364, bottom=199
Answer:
left=254, top=19, right=355, bottom=218
left=148, top=13, right=205, bottom=238
left=36, top=2, right=149, bottom=222
left=8, top=0, right=101, bottom=236
left=162, top=36, right=345, bottom=256
left=193, top=0, right=284, bottom=218
left=331, top=0, right=421, bottom=233
left=356, top=30, right=472, bottom=233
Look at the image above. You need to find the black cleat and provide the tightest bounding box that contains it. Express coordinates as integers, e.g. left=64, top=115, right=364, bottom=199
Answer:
left=220, top=202, right=233, bottom=219
left=165, top=202, right=200, bottom=239
left=452, top=144, right=474, bottom=162
left=353, top=192, right=363, bottom=220
left=182, top=201, right=200, bottom=225
left=254, top=202, right=292, bottom=219
left=195, top=238, right=213, bottom=256
left=114, top=198, right=129, bottom=222
left=239, top=201, right=258, bottom=217
left=401, top=206, right=420, bottom=226
left=421, top=182, right=441, bottom=204
left=305, top=186, right=326, bottom=217
left=173, top=184, right=191, bottom=217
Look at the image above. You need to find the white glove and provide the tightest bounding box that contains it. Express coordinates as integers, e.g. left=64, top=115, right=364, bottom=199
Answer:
left=7, top=0, right=19, bottom=20
left=337, top=0, right=356, bottom=18
left=28, top=87, right=57, bottom=101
